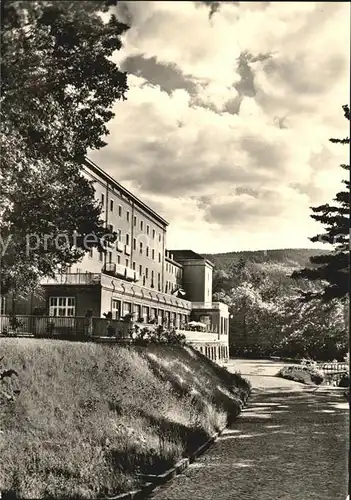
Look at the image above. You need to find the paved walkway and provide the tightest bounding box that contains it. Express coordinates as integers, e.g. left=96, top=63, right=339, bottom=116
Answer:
left=150, top=359, right=349, bottom=500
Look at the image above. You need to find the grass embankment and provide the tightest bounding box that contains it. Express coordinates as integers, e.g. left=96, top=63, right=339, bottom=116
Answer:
left=0, top=339, right=250, bottom=499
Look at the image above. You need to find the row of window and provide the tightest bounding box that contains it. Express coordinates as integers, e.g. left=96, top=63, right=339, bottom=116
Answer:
left=91, top=244, right=178, bottom=273
left=49, top=297, right=189, bottom=324
left=95, top=248, right=165, bottom=270
left=102, top=193, right=162, bottom=243
left=166, top=262, right=181, bottom=276
left=101, top=226, right=163, bottom=262
left=111, top=299, right=189, bottom=324
left=132, top=239, right=162, bottom=262
left=104, top=253, right=171, bottom=292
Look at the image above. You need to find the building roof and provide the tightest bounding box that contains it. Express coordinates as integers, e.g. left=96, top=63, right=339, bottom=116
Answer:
left=83, top=157, right=169, bottom=227
left=169, top=250, right=214, bottom=267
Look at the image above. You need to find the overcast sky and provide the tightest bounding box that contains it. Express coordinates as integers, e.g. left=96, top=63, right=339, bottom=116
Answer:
left=90, top=1, right=350, bottom=254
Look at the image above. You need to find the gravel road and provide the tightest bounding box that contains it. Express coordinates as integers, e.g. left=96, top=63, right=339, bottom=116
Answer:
left=150, top=359, right=349, bottom=500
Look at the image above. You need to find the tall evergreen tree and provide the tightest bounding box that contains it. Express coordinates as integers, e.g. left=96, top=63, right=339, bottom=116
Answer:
left=292, top=105, right=350, bottom=302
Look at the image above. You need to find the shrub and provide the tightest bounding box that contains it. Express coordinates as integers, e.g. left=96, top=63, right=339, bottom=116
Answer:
left=131, top=325, right=186, bottom=346
left=277, top=365, right=324, bottom=385
left=338, top=373, right=350, bottom=388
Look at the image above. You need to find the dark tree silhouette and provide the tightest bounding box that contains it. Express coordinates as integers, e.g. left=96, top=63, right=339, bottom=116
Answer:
left=292, top=105, right=350, bottom=302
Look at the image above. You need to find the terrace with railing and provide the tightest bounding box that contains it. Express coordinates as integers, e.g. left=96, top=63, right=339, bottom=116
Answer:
left=0, top=314, right=231, bottom=364
left=41, top=273, right=101, bottom=286
left=0, top=315, right=227, bottom=344
left=0, top=314, right=132, bottom=341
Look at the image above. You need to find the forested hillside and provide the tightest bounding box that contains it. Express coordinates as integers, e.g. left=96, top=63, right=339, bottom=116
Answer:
left=202, top=248, right=346, bottom=361
left=202, top=248, right=330, bottom=272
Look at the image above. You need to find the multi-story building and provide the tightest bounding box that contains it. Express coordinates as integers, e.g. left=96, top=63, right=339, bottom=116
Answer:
left=3, top=158, right=229, bottom=360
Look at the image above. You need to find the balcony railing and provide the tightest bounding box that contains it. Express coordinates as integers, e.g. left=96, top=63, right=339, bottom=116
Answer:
left=103, top=264, right=136, bottom=282
left=191, top=302, right=214, bottom=309
left=42, top=273, right=101, bottom=285
left=191, top=301, right=229, bottom=312
left=0, top=314, right=131, bottom=339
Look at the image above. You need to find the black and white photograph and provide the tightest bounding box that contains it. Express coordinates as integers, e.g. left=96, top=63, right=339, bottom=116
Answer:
left=0, top=1, right=349, bottom=499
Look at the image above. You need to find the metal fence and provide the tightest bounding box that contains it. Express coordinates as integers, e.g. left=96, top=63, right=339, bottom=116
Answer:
left=317, top=362, right=349, bottom=385
left=317, top=362, right=348, bottom=373
left=0, top=314, right=131, bottom=340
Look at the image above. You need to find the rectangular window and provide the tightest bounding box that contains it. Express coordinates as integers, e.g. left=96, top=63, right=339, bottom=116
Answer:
left=133, top=303, right=141, bottom=318
left=142, top=306, right=149, bottom=321
left=123, top=302, right=132, bottom=316
left=133, top=215, right=137, bottom=227
left=98, top=250, right=103, bottom=262
left=152, top=229, right=155, bottom=239
left=158, top=233, right=161, bottom=243
left=125, top=258, right=129, bottom=267
left=139, top=264, right=142, bottom=275
left=145, top=267, right=149, bottom=278
left=126, top=234, right=130, bottom=246
left=152, top=249, right=155, bottom=260
left=117, top=255, right=121, bottom=264
left=126, top=210, right=130, bottom=222
left=118, top=205, right=122, bottom=217
left=112, top=299, right=121, bottom=320
left=140, top=241, right=143, bottom=254
left=146, top=225, right=150, bottom=235
left=133, top=238, right=136, bottom=250
left=158, top=252, right=161, bottom=263
left=49, top=297, right=75, bottom=317
left=108, top=251, right=112, bottom=263
left=140, top=220, right=144, bottom=231
left=146, top=246, right=149, bottom=257
left=110, top=199, right=114, bottom=212
left=101, top=193, right=105, bottom=206
left=116, top=229, right=122, bottom=241
left=132, top=261, right=136, bottom=270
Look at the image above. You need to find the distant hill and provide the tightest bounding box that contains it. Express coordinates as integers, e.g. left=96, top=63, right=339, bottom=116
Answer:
left=202, top=248, right=330, bottom=272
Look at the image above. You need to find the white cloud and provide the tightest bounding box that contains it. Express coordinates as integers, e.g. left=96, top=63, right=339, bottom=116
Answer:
left=90, top=1, right=350, bottom=253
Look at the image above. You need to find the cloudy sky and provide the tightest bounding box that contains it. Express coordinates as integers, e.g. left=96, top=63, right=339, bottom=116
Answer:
left=90, top=1, right=350, bottom=254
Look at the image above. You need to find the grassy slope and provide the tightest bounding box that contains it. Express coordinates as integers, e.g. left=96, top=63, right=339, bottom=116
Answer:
left=202, top=248, right=330, bottom=272
left=0, top=339, right=250, bottom=499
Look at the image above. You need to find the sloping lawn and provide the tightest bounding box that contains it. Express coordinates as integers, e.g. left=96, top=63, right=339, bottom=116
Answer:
left=0, top=339, right=250, bottom=499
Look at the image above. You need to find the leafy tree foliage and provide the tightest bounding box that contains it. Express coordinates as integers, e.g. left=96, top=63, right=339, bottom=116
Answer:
left=0, top=1, right=129, bottom=296
left=292, top=105, right=350, bottom=302
left=213, top=257, right=347, bottom=360
left=277, top=296, right=347, bottom=360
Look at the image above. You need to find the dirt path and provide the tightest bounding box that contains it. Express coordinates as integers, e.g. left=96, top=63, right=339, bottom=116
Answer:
left=150, top=360, right=349, bottom=500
